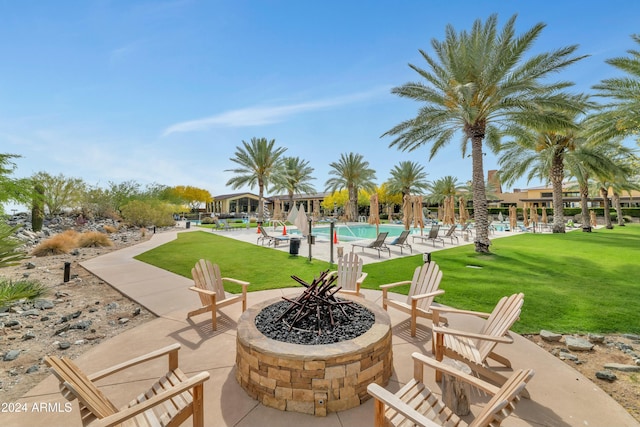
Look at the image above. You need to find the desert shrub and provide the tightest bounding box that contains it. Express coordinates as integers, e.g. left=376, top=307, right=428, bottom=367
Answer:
left=121, top=200, right=175, bottom=227
left=250, top=218, right=257, bottom=224
left=623, top=215, right=633, bottom=223
left=77, top=231, right=113, bottom=248
left=0, top=223, right=28, bottom=268
left=201, top=217, right=215, bottom=224
left=0, top=279, right=47, bottom=308
left=32, top=232, right=78, bottom=256
left=103, top=225, right=118, bottom=233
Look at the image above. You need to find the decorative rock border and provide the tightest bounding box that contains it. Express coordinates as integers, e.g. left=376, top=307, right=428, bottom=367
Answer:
left=236, top=295, right=393, bottom=416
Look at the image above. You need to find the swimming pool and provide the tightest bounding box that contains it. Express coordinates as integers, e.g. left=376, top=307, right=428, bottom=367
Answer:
left=292, top=224, right=424, bottom=241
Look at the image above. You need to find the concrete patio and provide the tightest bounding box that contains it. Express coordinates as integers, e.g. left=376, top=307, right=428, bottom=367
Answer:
left=2, top=225, right=637, bottom=427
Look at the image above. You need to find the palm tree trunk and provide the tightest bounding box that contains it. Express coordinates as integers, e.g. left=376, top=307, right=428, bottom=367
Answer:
left=550, top=151, right=566, bottom=233
left=600, top=187, right=613, bottom=229
left=348, top=185, right=358, bottom=221
left=258, top=182, right=264, bottom=222
left=470, top=134, right=490, bottom=252
left=579, top=182, right=591, bottom=232
left=612, top=192, right=625, bottom=226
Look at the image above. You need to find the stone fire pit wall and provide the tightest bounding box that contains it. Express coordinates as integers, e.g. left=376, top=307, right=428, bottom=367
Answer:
left=235, top=295, right=392, bottom=416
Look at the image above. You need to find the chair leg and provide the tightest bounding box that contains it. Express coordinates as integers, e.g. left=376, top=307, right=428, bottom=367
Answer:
left=373, top=398, right=386, bottom=427
left=193, top=383, right=205, bottom=427
left=434, top=333, right=444, bottom=382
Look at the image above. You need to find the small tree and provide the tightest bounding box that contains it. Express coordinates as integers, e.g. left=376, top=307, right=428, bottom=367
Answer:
left=0, top=223, right=27, bottom=268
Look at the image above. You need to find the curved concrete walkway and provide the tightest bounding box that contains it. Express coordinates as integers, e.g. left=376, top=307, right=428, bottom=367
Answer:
left=3, top=226, right=637, bottom=427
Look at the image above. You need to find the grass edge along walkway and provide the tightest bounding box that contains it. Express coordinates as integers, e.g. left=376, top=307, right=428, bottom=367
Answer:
left=135, top=226, right=640, bottom=335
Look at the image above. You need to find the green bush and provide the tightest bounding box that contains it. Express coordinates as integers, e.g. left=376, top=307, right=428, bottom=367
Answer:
left=0, top=279, right=47, bottom=308
left=201, top=217, right=215, bottom=224
left=121, top=200, right=176, bottom=227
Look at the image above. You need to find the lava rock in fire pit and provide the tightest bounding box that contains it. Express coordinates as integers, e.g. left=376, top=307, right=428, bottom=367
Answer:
left=255, top=299, right=374, bottom=345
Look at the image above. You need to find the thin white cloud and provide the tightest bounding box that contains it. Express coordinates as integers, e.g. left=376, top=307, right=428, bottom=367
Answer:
left=161, top=87, right=391, bottom=136
left=109, top=40, right=145, bottom=65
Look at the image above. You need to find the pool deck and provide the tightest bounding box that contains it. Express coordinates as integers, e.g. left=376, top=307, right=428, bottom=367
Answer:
left=3, top=223, right=637, bottom=427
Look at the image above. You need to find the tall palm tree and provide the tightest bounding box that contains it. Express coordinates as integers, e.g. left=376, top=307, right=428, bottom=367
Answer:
left=499, top=112, right=591, bottom=233
left=325, top=153, right=377, bottom=221
left=270, top=156, right=316, bottom=213
left=225, top=137, right=287, bottom=222
left=382, top=14, right=587, bottom=252
left=591, top=34, right=640, bottom=139
left=385, top=161, right=430, bottom=199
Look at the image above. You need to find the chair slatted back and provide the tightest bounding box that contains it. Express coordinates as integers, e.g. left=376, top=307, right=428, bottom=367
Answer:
left=192, top=259, right=226, bottom=305
left=337, top=252, right=363, bottom=292
left=395, top=230, right=410, bottom=244
left=444, top=225, right=457, bottom=237
left=428, top=225, right=440, bottom=239
left=45, top=356, right=118, bottom=420
left=371, top=232, right=388, bottom=248
left=476, top=293, right=524, bottom=360
left=470, top=368, right=534, bottom=427
left=405, top=262, right=443, bottom=311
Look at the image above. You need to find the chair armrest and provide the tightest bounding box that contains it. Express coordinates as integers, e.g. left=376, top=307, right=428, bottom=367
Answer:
left=357, top=272, right=368, bottom=284
left=366, top=383, right=442, bottom=427
left=411, top=352, right=500, bottom=395
left=430, top=305, right=491, bottom=318
left=188, top=286, right=216, bottom=296
left=90, top=371, right=210, bottom=427
left=410, top=289, right=445, bottom=301
left=432, top=326, right=514, bottom=344
left=222, top=278, right=250, bottom=286
left=89, top=344, right=182, bottom=381
left=379, top=280, right=412, bottom=290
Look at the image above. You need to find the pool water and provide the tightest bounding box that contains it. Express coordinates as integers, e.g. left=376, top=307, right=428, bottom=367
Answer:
left=292, top=224, right=426, bottom=241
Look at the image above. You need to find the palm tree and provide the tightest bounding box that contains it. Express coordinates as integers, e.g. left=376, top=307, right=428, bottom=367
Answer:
left=270, top=156, right=316, bottom=213
left=426, top=176, right=463, bottom=205
left=382, top=14, right=587, bottom=252
left=499, top=112, right=590, bottom=233
left=385, top=161, right=430, bottom=199
left=591, top=34, right=640, bottom=139
left=325, top=153, right=377, bottom=221
left=426, top=176, right=464, bottom=219
left=225, top=137, right=287, bottom=222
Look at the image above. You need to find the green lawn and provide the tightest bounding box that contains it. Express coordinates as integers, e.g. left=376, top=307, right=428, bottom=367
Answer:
left=135, top=226, right=640, bottom=335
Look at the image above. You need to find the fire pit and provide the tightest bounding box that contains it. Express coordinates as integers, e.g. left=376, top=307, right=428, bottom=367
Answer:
left=235, top=272, right=392, bottom=416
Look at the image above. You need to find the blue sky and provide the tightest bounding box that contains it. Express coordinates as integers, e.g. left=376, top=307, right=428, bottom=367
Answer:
left=2, top=0, right=639, bottom=208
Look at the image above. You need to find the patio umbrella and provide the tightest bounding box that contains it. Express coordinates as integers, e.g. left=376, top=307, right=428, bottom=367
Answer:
left=498, top=211, right=504, bottom=223
left=522, top=203, right=529, bottom=228
left=530, top=206, right=538, bottom=230
left=313, top=199, right=320, bottom=220
left=368, top=193, right=380, bottom=235
left=287, top=204, right=298, bottom=224
left=402, top=194, right=413, bottom=230
left=458, top=196, right=468, bottom=225
left=590, top=210, right=597, bottom=228
left=509, top=205, right=517, bottom=231
left=443, top=195, right=455, bottom=226
left=541, top=208, right=548, bottom=225
left=294, top=203, right=309, bottom=236
left=413, top=195, right=424, bottom=235
left=273, top=199, right=281, bottom=221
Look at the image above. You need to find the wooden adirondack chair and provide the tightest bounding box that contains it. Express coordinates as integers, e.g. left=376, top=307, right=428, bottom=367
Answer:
left=367, top=352, right=534, bottom=427
left=328, top=251, right=367, bottom=296
left=380, top=261, right=446, bottom=337
left=44, top=343, right=210, bottom=427
left=431, top=293, right=526, bottom=395
left=187, top=259, right=249, bottom=330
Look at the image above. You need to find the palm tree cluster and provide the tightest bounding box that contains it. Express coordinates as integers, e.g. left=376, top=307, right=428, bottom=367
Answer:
left=225, top=15, right=639, bottom=252
left=384, top=14, right=640, bottom=250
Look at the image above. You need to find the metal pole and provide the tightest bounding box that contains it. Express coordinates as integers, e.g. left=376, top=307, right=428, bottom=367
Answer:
left=329, top=221, right=334, bottom=265
left=308, top=219, right=313, bottom=261
left=63, top=262, right=71, bottom=282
